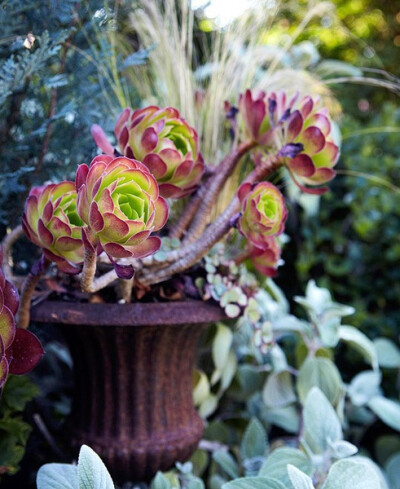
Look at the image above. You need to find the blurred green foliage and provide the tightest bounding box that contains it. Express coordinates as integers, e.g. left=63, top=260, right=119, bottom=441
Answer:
left=268, top=0, right=400, bottom=117
left=0, top=0, right=146, bottom=229
left=0, top=376, right=39, bottom=477
left=294, top=103, right=400, bottom=338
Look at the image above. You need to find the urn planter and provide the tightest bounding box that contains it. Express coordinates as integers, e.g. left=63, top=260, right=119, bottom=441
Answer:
left=30, top=300, right=226, bottom=482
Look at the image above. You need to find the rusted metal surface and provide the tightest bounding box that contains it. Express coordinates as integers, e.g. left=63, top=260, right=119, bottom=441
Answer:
left=30, top=299, right=227, bottom=326
left=31, top=300, right=226, bottom=482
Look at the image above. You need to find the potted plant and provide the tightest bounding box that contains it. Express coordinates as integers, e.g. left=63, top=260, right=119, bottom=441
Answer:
left=1, top=85, right=339, bottom=481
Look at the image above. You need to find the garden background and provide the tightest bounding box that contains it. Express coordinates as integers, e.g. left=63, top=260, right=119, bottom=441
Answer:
left=0, top=0, right=399, bottom=488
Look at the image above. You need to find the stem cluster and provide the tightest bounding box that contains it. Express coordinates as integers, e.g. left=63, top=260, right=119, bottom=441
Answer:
left=6, top=142, right=284, bottom=325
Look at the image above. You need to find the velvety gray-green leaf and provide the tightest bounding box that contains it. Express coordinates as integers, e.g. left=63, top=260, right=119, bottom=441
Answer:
left=37, top=464, right=78, bottom=489
left=240, top=417, right=268, bottom=461
left=297, top=357, right=342, bottom=406
left=259, top=448, right=312, bottom=485
left=339, top=326, right=378, bottom=370
left=347, top=371, right=382, bottom=407
left=263, top=370, right=296, bottom=408
left=213, top=450, right=239, bottom=479
left=151, top=472, right=173, bottom=489
left=385, top=452, right=400, bottom=489
left=263, top=405, right=300, bottom=433
left=223, top=477, right=287, bottom=489
left=374, top=338, right=400, bottom=369
left=303, top=387, right=342, bottom=454
left=321, top=459, right=381, bottom=489
left=77, top=445, right=114, bottom=489
left=368, top=396, right=400, bottom=431
left=287, top=464, right=315, bottom=489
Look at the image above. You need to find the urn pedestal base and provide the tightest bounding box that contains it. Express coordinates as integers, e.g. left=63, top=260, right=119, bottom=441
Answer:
left=31, top=300, right=226, bottom=482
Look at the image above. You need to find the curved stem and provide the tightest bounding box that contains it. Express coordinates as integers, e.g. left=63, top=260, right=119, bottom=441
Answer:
left=183, top=140, right=256, bottom=244
left=168, top=187, right=205, bottom=240
left=17, top=258, right=49, bottom=329
left=140, top=156, right=282, bottom=286
left=18, top=273, right=42, bottom=329
left=140, top=200, right=238, bottom=286
left=91, top=269, right=118, bottom=293
left=120, top=277, right=134, bottom=303
left=81, top=248, right=97, bottom=293
left=1, top=225, right=24, bottom=281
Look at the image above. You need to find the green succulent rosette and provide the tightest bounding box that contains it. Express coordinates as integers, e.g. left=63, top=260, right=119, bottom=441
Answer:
left=22, top=182, right=85, bottom=274
left=281, top=94, right=339, bottom=193
left=237, top=181, right=287, bottom=249
left=248, top=239, right=282, bottom=278
left=75, top=155, right=169, bottom=267
left=238, top=89, right=339, bottom=194
left=92, top=106, right=205, bottom=199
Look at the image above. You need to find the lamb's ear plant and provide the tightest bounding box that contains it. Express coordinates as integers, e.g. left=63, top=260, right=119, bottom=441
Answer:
left=169, top=280, right=398, bottom=489
left=36, top=444, right=114, bottom=489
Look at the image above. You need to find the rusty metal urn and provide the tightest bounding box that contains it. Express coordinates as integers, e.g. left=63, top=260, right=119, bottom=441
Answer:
left=31, top=300, right=226, bottom=482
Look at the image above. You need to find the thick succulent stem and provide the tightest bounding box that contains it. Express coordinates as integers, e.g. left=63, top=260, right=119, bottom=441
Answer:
left=1, top=225, right=24, bottom=282
left=183, top=140, right=256, bottom=244
left=81, top=248, right=97, bottom=293
left=120, top=277, right=134, bottom=303
left=17, top=258, right=49, bottom=329
left=18, top=273, right=42, bottom=329
left=91, top=269, right=118, bottom=293
left=140, top=201, right=238, bottom=286
left=140, top=155, right=283, bottom=286
left=168, top=188, right=205, bottom=240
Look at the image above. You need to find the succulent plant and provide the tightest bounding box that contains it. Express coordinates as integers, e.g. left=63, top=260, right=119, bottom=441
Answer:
left=92, top=106, right=205, bottom=199
left=22, top=182, right=85, bottom=274
left=237, top=181, right=287, bottom=249
left=248, top=238, right=282, bottom=278
left=75, top=155, right=169, bottom=265
left=280, top=95, right=339, bottom=193
left=196, top=245, right=259, bottom=319
left=238, top=90, right=295, bottom=146
left=0, top=254, right=43, bottom=389
left=238, top=89, right=339, bottom=194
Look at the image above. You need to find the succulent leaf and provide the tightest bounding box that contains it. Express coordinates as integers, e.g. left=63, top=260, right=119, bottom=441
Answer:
left=22, top=181, right=85, bottom=273
left=93, top=106, right=205, bottom=199
left=76, top=156, right=168, bottom=264
left=238, top=182, right=287, bottom=248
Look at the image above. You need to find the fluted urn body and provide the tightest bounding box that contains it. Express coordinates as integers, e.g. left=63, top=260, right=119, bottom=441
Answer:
left=31, top=300, right=226, bottom=482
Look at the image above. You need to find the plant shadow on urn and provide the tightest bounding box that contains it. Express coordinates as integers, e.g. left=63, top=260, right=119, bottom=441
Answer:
left=30, top=300, right=227, bottom=483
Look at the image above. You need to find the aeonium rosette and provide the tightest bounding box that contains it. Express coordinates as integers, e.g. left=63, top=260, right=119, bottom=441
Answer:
left=238, top=90, right=339, bottom=194
left=22, top=182, right=85, bottom=274
left=0, top=252, right=44, bottom=389
left=280, top=95, right=339, bottom=194
left=92, top=106, right=205, bottom=199
left=237, top=181, right=287, bottom=249
left=75, top=155, right=168, bottom=275
left=248, top=238, right=282, bottom=278
left=238, top=90, right=296, bottom=146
